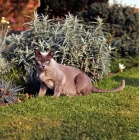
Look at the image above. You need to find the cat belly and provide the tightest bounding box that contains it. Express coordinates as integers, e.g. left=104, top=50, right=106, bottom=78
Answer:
left=62, top=85, right=77, bottom=96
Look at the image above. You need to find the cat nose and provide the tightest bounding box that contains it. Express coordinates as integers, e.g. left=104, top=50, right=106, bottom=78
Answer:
left=42, top=65, right=45, bottom=69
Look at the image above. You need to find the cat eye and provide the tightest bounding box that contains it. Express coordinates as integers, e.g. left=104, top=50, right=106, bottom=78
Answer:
left=37, top=60, right=42, bottom=63
left=46, top=61, right=50, bottom=64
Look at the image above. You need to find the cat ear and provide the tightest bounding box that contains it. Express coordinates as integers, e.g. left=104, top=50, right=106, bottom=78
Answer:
left=34, top=49, right=41, bottom=56
left=48, top=50, right=55, bottom=58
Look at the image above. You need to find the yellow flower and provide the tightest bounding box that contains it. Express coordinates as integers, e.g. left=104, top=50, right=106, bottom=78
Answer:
left=7, top=25, right=10, bottom=29
left=6, top=21, right=10, bottom=24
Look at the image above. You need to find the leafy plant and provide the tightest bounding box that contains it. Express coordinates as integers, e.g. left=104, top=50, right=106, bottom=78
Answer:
left=0, top=79, right=23, bottom=105
left=5, top=12, right=113, bottom=84
left=38, top=0, right=88, bottom=19
left=0, top=17, right=23, bottom=105
left=0, top=17, right=11, bottom=74
left=78, top=3, right=139, bottom=57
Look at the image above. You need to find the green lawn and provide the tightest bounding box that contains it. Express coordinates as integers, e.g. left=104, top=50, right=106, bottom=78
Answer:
left=0, top=67, right=139, bottom=140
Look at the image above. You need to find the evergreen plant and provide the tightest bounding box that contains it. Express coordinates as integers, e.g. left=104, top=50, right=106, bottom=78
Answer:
left=78, top=3, right=139, bottom=57
left=6, top=12, right=113, bottom=85
left=0, top=17, right=23, bottom=105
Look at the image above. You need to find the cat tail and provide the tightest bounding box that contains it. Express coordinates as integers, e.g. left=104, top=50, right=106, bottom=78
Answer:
left=91, top=80, right=125, bottom=93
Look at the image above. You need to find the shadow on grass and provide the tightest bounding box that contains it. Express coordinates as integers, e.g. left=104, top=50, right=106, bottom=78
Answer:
left=112, top=75, right=139, bottom=87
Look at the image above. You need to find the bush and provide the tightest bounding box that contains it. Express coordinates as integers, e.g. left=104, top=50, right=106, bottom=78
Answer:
left=78, top=3, right=139, bottom=57
left=0, top=17, right=23, bottom=105
left=5, top=12, right=113, bottom=85
left=38, top=0, right=89, bottom=19
left=0, top=79, right=23, bottom=105
left=0, top=17, right=11, bottom=74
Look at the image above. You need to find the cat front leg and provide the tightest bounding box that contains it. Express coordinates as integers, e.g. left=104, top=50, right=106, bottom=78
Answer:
left=53, top=82, right=63, bottom=97
left=38, top=82, right=47, bottom=96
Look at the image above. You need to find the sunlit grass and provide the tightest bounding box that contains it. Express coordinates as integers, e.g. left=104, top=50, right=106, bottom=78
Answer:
left=0, top=67, right=139, bottom=140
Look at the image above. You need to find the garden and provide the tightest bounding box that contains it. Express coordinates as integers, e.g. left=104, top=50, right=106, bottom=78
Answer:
left=0, top=0, right=139, bottom=139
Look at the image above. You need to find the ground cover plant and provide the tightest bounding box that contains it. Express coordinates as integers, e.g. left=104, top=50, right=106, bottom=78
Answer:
left=0, top=66, right=139, bottom=139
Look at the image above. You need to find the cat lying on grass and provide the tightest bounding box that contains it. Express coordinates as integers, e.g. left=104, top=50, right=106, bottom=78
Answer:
left=34, top=49, right=125, bottom=97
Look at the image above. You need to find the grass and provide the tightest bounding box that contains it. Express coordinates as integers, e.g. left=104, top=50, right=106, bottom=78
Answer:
left=0, top=67, right=139, bottom=140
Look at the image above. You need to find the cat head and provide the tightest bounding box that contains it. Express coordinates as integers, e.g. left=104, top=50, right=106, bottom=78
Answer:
left=34, top=49, right=55, bottom=70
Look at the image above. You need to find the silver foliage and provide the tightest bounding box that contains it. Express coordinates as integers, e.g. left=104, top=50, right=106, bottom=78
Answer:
left=6, top=12, right=114, bottom=82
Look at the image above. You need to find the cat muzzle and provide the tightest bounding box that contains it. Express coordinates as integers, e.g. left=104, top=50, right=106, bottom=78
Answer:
left=42, top=65, right=45, bottom=69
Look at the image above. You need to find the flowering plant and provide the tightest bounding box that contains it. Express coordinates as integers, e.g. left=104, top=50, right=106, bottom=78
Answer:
left=119, top=63, right=126, bottom=72
left=0, top=17, right=11, bottom=73
left=0, top=17, right=10, bottom=49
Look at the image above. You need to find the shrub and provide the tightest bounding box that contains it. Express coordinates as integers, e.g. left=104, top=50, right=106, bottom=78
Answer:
left=0, top=79, right=23, bottom=105
left=0, top=17, right=11, bottom=74
left=6, top=13, right=111, bottom=80
left=38, top=0, right=109, bottom=19
left=0, top=17, right=23, bottom=105
left=5, top=12, right=113, bottom=85
left=78, top=3, right=139, bottom=57
left=38, top=0, right=88, bottom=19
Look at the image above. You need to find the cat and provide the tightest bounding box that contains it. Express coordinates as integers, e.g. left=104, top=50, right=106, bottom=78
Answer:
left=34, top=49, right=125, bottom=97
